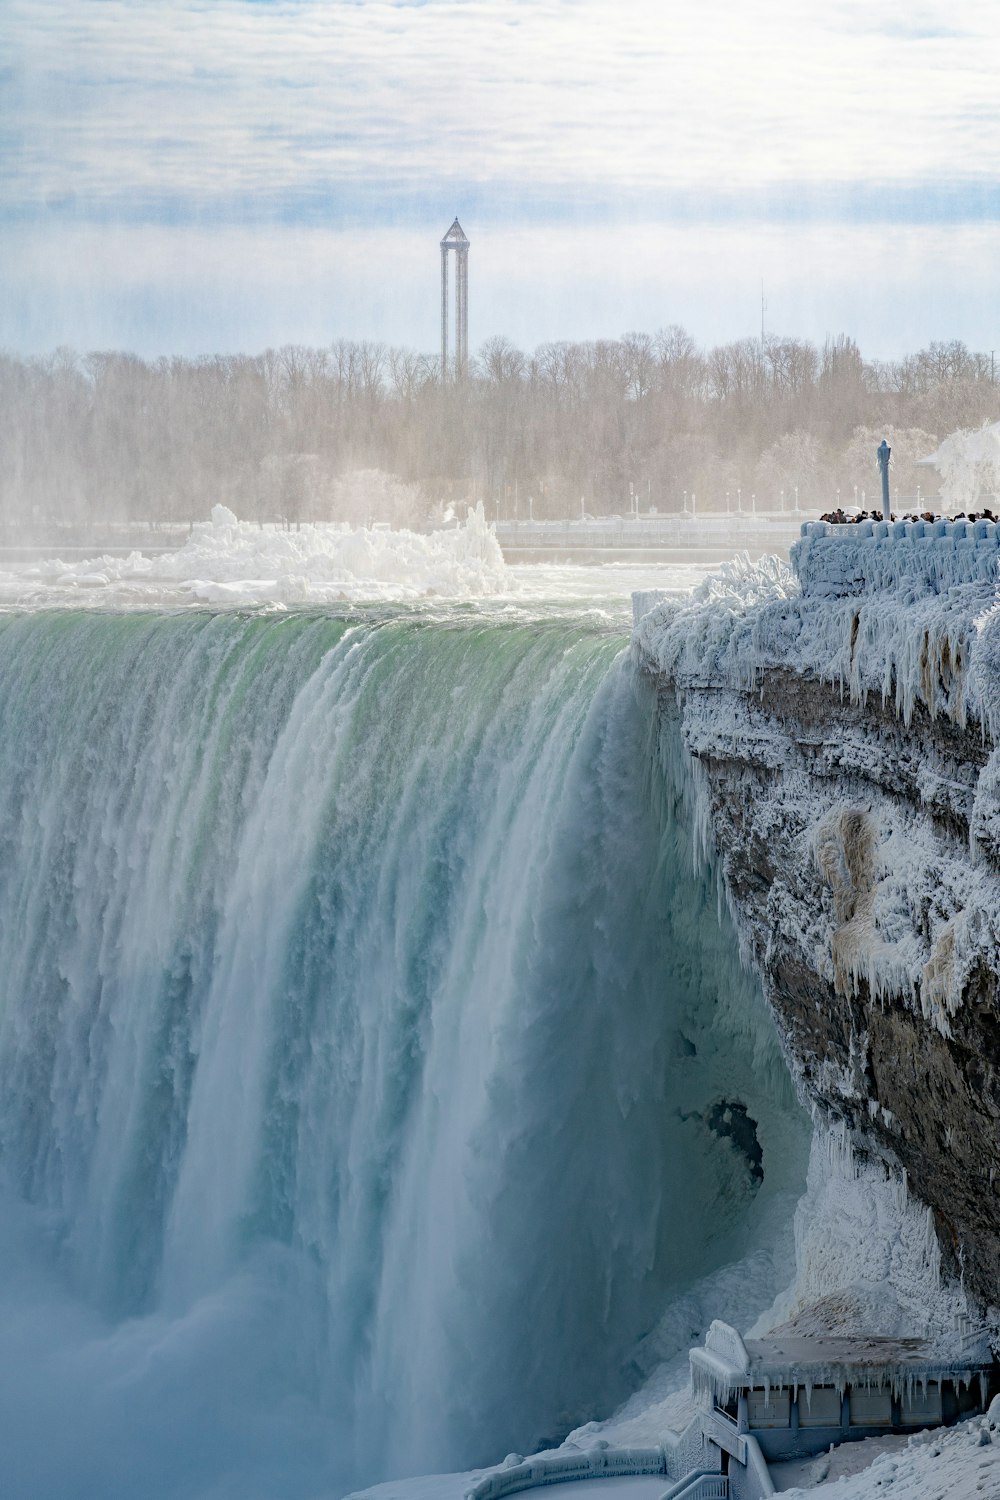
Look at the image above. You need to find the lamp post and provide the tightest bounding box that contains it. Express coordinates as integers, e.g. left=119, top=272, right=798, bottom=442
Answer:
left=751, top=492, right=756, bottom=516
left=794, top=485, right=799, bottom=512
left=876, top=438, right=891, bottom=521
left=726, top=490, right=731, bottom=514
left=737, top=487, right=742, bottom=512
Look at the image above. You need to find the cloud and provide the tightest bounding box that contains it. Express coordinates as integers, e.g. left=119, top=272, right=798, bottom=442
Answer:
left=3, top=0, right=999, bottom=226
left=5, top=1, right=997, bottom=352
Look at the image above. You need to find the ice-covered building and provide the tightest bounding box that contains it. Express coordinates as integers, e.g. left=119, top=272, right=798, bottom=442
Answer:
left=459, top=1322, right=993, bottom=1500
left=691, top=1320, right=992, bottom=1482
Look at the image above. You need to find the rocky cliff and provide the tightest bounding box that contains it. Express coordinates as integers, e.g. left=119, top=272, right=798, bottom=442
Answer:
left=634, top=551, right=1000, bottom=1322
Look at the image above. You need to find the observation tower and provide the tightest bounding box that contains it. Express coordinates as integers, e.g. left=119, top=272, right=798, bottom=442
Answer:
left=440, top=218, right=470, bottom=380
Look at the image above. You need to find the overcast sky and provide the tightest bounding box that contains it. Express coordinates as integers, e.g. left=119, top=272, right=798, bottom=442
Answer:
left=3, top=0, right=1000, bottom=356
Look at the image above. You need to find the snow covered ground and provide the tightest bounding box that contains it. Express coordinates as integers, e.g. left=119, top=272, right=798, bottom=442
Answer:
left=774, top=1404, right=1000, bottom=1497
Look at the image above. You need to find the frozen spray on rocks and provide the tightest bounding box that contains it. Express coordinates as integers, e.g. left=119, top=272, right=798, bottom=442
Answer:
left=632, top=535, right=1000, bottom=1331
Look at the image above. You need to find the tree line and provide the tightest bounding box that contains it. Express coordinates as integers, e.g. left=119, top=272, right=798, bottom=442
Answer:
left=1, top=332, right=997, bottom=529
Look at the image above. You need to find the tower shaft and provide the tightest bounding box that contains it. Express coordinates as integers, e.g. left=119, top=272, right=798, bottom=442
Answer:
left=440, top=245, right=449, bottom=379
left=439, top=219, right=470, bottom=381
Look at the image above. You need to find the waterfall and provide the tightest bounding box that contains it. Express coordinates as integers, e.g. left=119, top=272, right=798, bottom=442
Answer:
left=0, top=609, right=807, bottom=1498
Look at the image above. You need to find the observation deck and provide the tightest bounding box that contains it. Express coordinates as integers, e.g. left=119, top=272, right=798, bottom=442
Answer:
left=690, top=1320, right=994, bottom=1497
left=792, top=517, right=1000, bottom=598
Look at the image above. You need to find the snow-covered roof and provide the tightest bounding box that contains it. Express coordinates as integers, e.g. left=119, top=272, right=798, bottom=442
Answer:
left=690, top=1321, right=992, bottom=1403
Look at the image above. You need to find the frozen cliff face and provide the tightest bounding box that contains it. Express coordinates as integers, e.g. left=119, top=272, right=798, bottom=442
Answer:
left=633, top=552, right=1000, bottom=1320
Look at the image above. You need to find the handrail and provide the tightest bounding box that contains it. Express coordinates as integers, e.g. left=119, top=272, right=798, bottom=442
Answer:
left=700, top=1408, right=746, bottom=1464
left=742, top=1435, right=775, bottom=1498
left=800, top=519, right=1000, bottom=542
left=463, top=1444, right=665, bottom=1500
left=658, top=1474, right=729, bottom=1500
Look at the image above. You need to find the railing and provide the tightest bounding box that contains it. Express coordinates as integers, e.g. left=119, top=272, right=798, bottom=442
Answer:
left=800, top=518, right=1000, bottom=542
left=463, top=1444, right=666, bottom=1500
left=700, top=1408, right=746, bottom=1465
left=658, top=1474, right=729, bottom=1500
left=742, top=1436, right=775, bottom=1499
left=793, top=517, right=1000, bottom=597
left=495, top=516, right=803, bottom=549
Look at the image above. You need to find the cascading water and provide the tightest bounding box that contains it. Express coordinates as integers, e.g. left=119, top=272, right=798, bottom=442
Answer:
left=0, top=607, right=808, bottom=1499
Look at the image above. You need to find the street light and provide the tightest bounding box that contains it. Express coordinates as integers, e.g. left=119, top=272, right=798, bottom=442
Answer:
left=737, top=487, right=742, bottom=512
left=795, top=485, right=800, bottom=512
left=726, top=490, right=731, bottom=514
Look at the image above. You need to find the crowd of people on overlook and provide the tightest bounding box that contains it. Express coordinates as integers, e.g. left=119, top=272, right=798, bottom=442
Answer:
left=818, top=506, right=998, bottom=525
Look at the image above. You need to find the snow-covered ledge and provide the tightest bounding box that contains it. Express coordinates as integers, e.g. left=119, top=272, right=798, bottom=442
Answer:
left=793, top=519, right=1000, bottom=597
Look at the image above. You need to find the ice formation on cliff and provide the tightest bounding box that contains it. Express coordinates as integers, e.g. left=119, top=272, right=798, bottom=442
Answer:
left=632, top=550, right=1000, bottom=1040
left=624, top=547, right=1000, bottom=1500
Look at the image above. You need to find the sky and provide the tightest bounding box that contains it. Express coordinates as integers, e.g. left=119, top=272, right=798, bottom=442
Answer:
left=3, top=0, right=1000, bottom=357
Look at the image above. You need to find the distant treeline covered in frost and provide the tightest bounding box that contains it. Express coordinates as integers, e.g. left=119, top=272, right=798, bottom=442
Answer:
left=1, top=332, right=997, bottom=528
